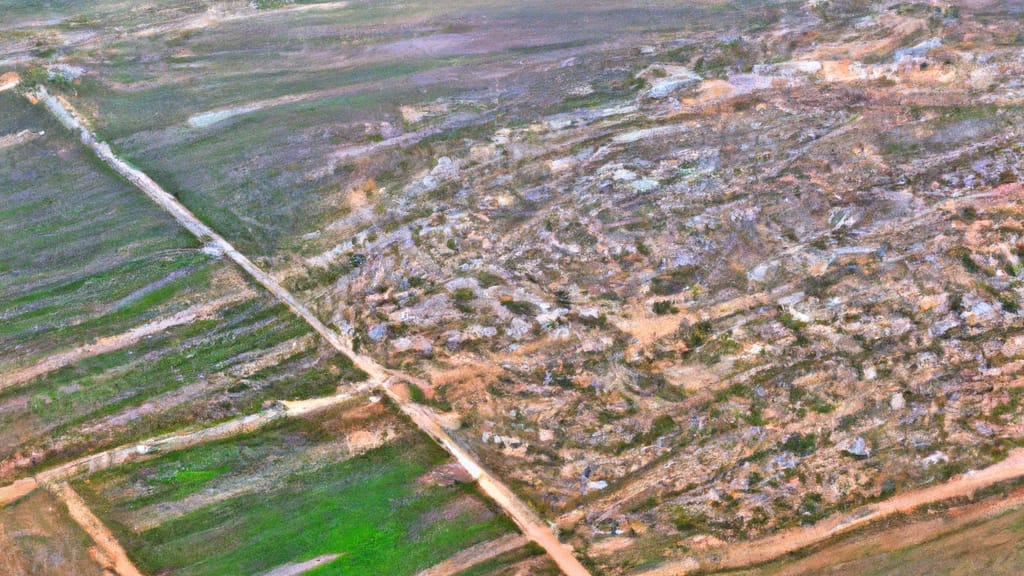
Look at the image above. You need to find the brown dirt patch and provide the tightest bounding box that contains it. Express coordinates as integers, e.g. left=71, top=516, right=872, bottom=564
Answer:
left=0, top=489, right=105, bottom=576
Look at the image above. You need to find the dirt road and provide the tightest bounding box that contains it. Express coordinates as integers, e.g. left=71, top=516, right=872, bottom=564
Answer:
left=33, top=87, right=591, bottom=576
left=0, top=71, right=18, bottom=91
left=50, top=482, right=142, bottom=576
left=637, top=448, right=1024, bottom=575
left=0, top=477, right=37, bottom=507
left=134, top=2, right=351, bottom=39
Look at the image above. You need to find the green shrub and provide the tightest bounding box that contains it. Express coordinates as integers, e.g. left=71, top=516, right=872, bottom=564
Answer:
left=452, top=288, right=475, bottom=301
left=407, top=383, right=427, bottom=404
left=671, top=506, right=705, bottom=533
left=781, top=433, right=816, bottom=456
left=653, top=300, right=678, bottom=315
left=646, top=415, right=678, bottom=440
left=680, top=320, right=713, bottom=351
left=21, top=66, right=49, bottom=88
left=475, top=271, right=504, bottom=288
left=555, top=290, right=572, bottom=309
left=501, top=300, right=536, bottom=315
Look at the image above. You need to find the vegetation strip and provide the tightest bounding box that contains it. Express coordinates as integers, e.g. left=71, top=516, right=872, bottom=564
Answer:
left=0, top=292, right=252, bottom=390
left=34, top=406, right=290, bottom=486
left=29, top=85, right=591, bottom=576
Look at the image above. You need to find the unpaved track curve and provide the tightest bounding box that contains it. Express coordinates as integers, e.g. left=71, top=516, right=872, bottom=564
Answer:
left=764, top=486, right=1024, bottom=576
left=31, top=87, right=590, bottom=576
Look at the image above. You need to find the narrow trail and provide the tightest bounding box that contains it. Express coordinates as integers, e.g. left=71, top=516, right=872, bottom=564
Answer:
left=31, top=86, right=591, bottom=576
left=0, top=292, right=251, bottom=391
left=0, top=72, right=18, bottom=92
left=50, top=482, right=143, bottom=576
left=256, top=554, right=343, bottom=576
left=0, top=128, right=40, bottom=150
left=636, top=448, right=1024, bottom=575
left=416, top=534, right=529, bottom=576
left=0, top=477, right=37, bottom=507
left=35, top=403, right=291, bottom=486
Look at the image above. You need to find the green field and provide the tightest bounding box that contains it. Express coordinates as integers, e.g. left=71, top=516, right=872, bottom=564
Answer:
left=0, top=90, right=370, bottom=482
left=75, top=405, right=517, bottom=576
left=0, top=91, right=210, bottom=366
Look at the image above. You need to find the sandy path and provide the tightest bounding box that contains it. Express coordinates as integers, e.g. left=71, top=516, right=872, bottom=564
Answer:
left=32, top=87, right=591, bottom=576
left=0, top=292, right=251, bottom=391
left=35, top=408, right=288, bottom=485
left=637, top=448, right=1024, bottom=575
left=0, top=129, right=40, bottom=151
left=49, top=482, right=142, bottom=576
left=416, top=533, right=529, bottom=576
left=278, top=387, right=370, bottom=417
left=0, top=72, right=18, bottom=92
left=255, top=554, right=342, bottom=576
left=0, top=477, right=38, bottom=508
left=186, top=80, right=438, bottom=130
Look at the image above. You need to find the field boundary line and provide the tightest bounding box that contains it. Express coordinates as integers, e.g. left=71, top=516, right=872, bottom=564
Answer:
left=0, top=477, right=37, bottom=507
left=416, top=533, right=530, bottom=576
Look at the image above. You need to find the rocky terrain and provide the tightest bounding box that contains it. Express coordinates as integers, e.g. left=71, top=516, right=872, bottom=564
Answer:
left=3, top=0, right=1024, bottom=575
